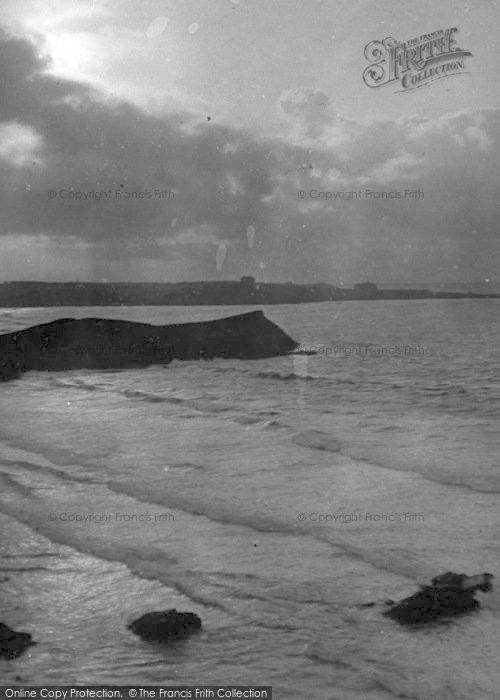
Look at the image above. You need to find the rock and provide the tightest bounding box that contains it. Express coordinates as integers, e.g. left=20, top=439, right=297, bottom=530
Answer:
left=128, top=609, right=202, bottom=642
left=0, top=311, right=298, bottom=381
left=0, top=622, right=37, bottom=659
left=431, top=572, right=493, bottom=592
left=384, top=572, right=494, bottom=626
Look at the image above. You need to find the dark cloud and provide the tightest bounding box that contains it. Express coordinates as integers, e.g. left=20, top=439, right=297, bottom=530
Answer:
left=0, top=27, right=290, bottom=274
left=0, top=27, right=499, bottom=283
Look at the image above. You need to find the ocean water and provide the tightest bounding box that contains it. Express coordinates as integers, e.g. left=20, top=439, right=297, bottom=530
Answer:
left=0, top=300, right=499, bottom=699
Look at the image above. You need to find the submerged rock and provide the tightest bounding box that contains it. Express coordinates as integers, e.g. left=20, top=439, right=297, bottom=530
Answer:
left=384, top=572, right=494, bottom=626
left=128, top=609, right=202, bottom=642
left=0, top=622, right=37, bottom=659
left=0, top=311, right=298, bottom=382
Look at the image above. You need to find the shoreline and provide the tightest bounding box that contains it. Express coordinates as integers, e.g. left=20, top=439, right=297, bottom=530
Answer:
left=0, top=282, right=499, bottom=308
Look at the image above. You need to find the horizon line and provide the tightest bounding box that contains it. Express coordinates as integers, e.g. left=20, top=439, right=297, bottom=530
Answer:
left=0, top=280, right=496, bottom=288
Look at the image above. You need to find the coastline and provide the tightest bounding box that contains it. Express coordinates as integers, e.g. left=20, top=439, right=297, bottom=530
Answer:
left=0, top=281, right=499, bottom=308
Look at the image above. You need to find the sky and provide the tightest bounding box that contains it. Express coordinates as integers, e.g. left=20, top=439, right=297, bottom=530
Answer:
left=0, top=0, right=499, bottom=285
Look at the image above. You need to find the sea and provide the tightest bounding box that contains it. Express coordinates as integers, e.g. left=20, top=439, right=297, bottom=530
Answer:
left=0, top=300, right=499, bottom=699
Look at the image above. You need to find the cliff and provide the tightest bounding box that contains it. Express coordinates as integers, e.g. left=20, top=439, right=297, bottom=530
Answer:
left=0, top=310, right=298, bottom=382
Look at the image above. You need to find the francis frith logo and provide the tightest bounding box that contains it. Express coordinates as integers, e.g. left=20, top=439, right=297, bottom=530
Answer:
left=363, top=28, right=472, bottom=91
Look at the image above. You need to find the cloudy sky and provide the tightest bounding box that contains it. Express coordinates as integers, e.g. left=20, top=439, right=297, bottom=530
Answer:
left=0, top=0, right=499, bottom=284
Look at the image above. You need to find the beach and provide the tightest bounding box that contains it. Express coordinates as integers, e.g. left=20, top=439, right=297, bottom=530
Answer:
left=0, top=300, right=499, bottom=698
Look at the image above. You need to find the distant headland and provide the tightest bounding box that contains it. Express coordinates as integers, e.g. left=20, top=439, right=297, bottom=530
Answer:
left=0, top=278, right=498, bottom=307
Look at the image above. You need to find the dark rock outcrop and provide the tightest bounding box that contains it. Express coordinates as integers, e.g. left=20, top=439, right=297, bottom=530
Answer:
left=0, top=310, right=298, bottom=381
left=128, top=609, right=202, bottom=642
left=384, top=572, right=494, bottom=626
left=0, top=623, right=37, bottom=659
